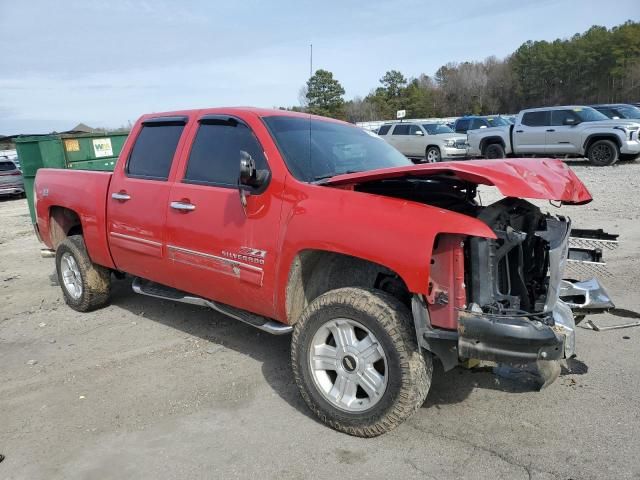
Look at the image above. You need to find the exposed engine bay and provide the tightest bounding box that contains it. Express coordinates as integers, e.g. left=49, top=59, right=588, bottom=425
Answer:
left=356, top=175, right=616, bottom=371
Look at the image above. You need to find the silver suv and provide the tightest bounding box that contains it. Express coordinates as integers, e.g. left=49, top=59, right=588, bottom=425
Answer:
left=377, top=122, right=467, bottom=162
left=0, top=159, right=24, bottom=197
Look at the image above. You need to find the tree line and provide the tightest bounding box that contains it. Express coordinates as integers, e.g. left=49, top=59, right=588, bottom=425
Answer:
left=291, top=21, right=640, bottom=122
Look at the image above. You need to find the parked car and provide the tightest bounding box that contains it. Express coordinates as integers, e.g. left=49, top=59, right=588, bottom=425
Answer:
left=466, top=106, right=640, bottom=165
left=590, top=103, right=640, bottom=120
left=453, top=115, right=512, bottom=134
left=377, top=122, right=467, bottom=162
left=34, top=107, right=613, bottom=437
left=0, top=159, right=25, bottom=197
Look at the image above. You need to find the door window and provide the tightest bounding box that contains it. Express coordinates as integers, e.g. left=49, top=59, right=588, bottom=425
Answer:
left=127, top=123, right=185, bottom=180
left=408, top=125, right=422, bottom=135
left=521, top=111, right=550, bottom=127
left=455, top=119, right=470, bottom=133
left=469, top=118, right=488, bottom=130
left=377, top=125, right=392, bottom=135
left=184, top=120, right=268, bottom=187
left=550, top=110, right=580, bottom=126
left=392, top=124, right=410, bottom=135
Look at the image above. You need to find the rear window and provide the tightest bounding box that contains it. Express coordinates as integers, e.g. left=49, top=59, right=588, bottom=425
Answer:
left=392, top=124, right=410, bottom=135
left=127, top=123, right=185, bottom=180
left=521, top=111, right=549, bottom=127
left=0, top=161, right=16, bottom=171
left=377, top=125, right=392, bottom=136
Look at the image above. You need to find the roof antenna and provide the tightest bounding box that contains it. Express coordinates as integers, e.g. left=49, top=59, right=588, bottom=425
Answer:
left=308, top=43, right=313, bottom=177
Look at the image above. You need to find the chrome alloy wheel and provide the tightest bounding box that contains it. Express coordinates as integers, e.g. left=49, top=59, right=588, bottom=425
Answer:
left=309, top=318, right=388, bottom=412
left=60, top=252, right=82, bottom=299
left=426, top=148, right=440, bottom=163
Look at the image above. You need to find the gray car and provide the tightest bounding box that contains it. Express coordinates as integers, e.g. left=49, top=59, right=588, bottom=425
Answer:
left=0, top=159, right=25, bottom=197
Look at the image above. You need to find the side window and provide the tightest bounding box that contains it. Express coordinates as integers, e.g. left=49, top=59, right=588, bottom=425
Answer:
left=127, top=123, right=185, bottom=180
left=521, top=111, right=549, bottom=127
left=455, top=119, right=470, bottom=132
left=408, top=125, right=422, bottom=135
left=184, top=120, right=267, bottom=187
left=469, top=119, right=487, bottom=130
left=551, top=110, right=580, bottom=126
left=392, top=124, right=410, bottom=135
left=377, top=125, right=391, bottom=136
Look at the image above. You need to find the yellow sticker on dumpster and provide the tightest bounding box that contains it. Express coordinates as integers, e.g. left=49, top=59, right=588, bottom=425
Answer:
left=93, top=138, right=113, bottom=158
left=64, top=139, right=80, bottom=152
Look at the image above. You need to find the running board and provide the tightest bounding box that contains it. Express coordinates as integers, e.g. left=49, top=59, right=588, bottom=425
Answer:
left=131, top=277, right=292, bottom=335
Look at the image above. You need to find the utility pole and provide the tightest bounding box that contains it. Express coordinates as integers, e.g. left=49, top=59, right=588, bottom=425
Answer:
left=310, top=44, right=313, bottom=78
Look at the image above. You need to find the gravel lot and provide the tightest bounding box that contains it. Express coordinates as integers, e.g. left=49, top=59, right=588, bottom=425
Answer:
left=1, top=161, right=639, bottom=480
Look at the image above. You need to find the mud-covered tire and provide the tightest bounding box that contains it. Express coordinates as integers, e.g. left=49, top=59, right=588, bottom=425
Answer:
left=587, top=139, right=619, bottom=166
left=55, top=235, right=111, bottom=312
left=291, top=287, right=432, bottom=437
left=484, top=143, right=505, bottom=159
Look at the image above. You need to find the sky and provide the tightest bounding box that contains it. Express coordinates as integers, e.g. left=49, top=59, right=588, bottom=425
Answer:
left=1, top=0, right=638, bottom=135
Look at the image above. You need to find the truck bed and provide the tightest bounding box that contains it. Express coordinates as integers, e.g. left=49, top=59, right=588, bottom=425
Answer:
left=35, top=169, right=115, bottom=268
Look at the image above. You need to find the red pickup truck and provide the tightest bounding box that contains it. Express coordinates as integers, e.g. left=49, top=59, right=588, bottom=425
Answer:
left=34, top=107, right=613, bottom=437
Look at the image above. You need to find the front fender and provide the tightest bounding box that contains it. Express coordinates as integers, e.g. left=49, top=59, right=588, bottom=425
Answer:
left=274, top=183, right=496, bottom=319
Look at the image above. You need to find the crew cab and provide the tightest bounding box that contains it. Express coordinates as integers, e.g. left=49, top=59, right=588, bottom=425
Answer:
left=377, top=122, right=467, bottom=162
left=467, top=106, right=640, bottom=165
left=34, top=107, right=613, bottom=437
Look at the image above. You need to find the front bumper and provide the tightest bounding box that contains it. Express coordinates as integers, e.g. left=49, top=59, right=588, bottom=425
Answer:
left=458, top=300, right=575, bottom=363
left=620, top=140, right=640, bottom=155
left=442, top=146, right=468, bottom=159
left=0, top=186, right=24, bottom=196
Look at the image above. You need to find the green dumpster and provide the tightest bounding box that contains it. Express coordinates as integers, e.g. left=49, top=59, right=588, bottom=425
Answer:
left=15, top=131, right=128, bottom=224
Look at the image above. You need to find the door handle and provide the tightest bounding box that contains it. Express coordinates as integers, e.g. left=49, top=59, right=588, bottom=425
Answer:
left=546, top=129, right=556, bottom=132
left=170, top=201, right=196, bottom=212
left=515, top=130, right=524, bottom=133
left=111, top=192, right=131, bottom=201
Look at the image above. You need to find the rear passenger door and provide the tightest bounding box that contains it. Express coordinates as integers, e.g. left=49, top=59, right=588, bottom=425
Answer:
left=514, top=111, right=549, bottom=154
left=388, top=124, right=411, bottom=155
left=406, top=124, right=425, bottom=156
left=164, top=115, right=283, bottom=317
left=107, top=116, right=190, bottom=284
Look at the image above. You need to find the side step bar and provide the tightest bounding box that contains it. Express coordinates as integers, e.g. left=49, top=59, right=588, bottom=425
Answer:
left=131, top=277, right=292, bottom=335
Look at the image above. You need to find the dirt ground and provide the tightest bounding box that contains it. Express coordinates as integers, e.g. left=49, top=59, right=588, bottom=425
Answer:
left=1, top=161, right=639, bottom=480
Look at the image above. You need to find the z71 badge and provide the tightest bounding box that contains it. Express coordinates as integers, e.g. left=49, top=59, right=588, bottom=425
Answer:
left=221, top=247, right=267, bottom=265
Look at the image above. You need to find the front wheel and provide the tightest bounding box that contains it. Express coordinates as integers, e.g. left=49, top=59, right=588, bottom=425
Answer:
left=587, top=139, right=619, bottom=166
left=425, top=146, right=441, bottom=163
left=484, top=143, right=505, bottom=159
left=291, top=287, right=432, bottom=437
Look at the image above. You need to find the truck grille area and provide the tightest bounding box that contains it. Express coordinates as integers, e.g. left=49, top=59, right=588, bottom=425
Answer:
left=468, top=198, right=569, bottom=320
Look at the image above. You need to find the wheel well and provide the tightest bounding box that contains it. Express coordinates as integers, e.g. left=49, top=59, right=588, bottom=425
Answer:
left=49, top=206, right=82, bottom=248
left=426, top=145, right=440, bottom=151
left=479, top=137, right=505, bottom=153
left=285, top=250, right=410, bottom=324
left=584, top=134, right=622, bottom=152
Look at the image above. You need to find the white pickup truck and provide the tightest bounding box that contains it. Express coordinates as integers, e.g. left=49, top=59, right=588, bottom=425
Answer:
left=467, top=106, right=640, bottom=166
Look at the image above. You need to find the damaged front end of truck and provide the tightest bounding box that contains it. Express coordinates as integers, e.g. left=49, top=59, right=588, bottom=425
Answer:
left=326, top=158, right=616, bottom=386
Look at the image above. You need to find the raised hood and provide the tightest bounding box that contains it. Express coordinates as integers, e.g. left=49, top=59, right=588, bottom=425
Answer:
left=322, top=158, right=592, bottom=205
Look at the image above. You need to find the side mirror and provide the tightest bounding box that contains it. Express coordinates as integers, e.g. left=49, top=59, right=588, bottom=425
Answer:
left=479, top=125, right=487, bottom=129
left=414, top=130, right=424, bottom=136
left=612, top=116, right=620, bottom=120
left=563, top=117, right=579, bottom=126
left=239, top=151, right=268, bottom=209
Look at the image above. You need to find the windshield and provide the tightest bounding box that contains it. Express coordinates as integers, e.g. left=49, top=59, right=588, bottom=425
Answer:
left=0, top=161, right=16, bottom=171
left=485, top=116, right=511, bottom=127
left=573, top=107, right=609, bottom=122
left=422, top=124, right=454, bottom=135
left=262, top=116, right=412, bottom=182
left=616, top=105, right=640, bottom=119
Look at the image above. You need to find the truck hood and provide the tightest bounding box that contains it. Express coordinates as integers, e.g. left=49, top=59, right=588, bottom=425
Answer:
left=322, top=158, right=592, bottom=205
left=434, top=132, right=467, bottom=141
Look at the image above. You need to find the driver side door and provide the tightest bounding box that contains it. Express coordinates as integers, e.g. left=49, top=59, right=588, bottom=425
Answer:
left=164, top=115, right=283, bottom=318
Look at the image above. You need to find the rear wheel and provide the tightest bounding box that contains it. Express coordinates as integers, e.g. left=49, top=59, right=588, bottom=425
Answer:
left=425, top=146, right=441, bottom=163
left=291, top=287, right=432, bottom=437
left=587, top=139, right=619, bottom=166
left=56, top=235, right=111, bottom=312
left=484, top=143, right=505, bottom=159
